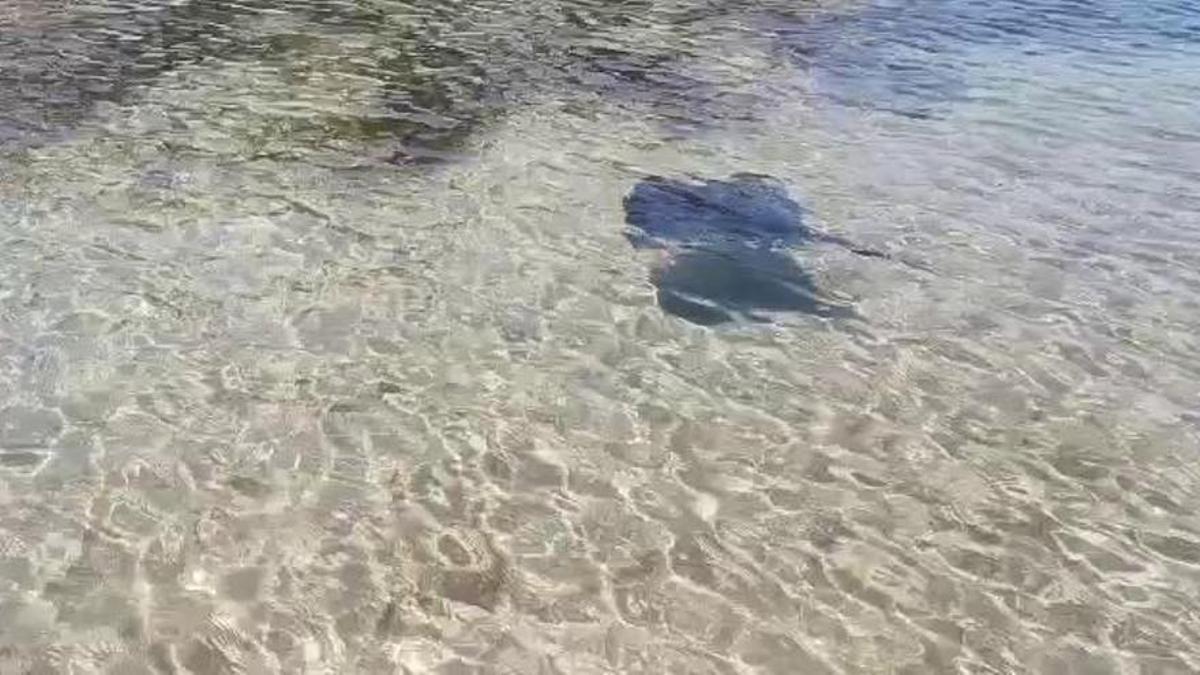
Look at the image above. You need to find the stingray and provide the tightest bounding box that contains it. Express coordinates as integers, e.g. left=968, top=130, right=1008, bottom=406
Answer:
left=623, top=173, right=882, bottom=325
left=651, top=248, right=856, bottom=325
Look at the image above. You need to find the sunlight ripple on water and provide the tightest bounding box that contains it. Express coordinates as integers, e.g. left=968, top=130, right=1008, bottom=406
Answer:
left=1, top=0, right=1199, bottom=672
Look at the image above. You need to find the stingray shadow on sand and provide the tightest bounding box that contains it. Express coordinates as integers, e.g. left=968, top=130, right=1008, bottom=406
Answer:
left=624, top=173, right=875, bottom=325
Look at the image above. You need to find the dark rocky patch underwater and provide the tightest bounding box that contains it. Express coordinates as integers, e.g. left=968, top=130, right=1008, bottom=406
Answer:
left=623, top=174, right=862, bottom=325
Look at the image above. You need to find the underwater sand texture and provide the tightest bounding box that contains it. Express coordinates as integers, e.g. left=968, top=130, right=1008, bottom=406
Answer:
left=1, top=0, right=1200, bottom=672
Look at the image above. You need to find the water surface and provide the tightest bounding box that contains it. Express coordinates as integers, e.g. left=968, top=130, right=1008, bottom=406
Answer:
left=1, top=0, right=1199, bottom=672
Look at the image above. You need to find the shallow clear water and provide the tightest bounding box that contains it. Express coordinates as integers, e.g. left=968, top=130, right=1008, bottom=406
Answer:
left=1, top=0, right=1199, bottom=672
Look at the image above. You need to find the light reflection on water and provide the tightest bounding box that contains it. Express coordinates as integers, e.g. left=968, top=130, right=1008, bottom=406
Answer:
left=1, top=0, right=1199, bottom=672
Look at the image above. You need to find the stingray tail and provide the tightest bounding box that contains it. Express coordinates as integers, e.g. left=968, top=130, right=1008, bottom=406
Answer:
left=813, top=232, right=934, bottom=273
left=813, top=232, right=890, bottom=259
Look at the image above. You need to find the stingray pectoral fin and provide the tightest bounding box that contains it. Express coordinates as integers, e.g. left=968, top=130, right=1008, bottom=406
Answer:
left=656, top=288, right=734, bottom=326
left=624, top=228, right=666, bottom=250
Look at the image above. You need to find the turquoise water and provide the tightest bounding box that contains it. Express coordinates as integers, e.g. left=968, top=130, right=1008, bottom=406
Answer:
left=1, top=0, right=1199, bottom=672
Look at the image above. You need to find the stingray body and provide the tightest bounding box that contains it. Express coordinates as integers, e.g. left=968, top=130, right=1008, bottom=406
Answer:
left=624, top=174, right=811, bottom=250
left=624, top=174, right=868, bottom=325
left=651, top=248, right=854, bottom=326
